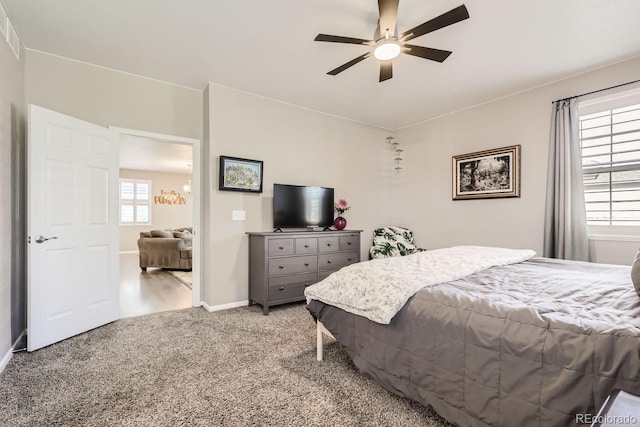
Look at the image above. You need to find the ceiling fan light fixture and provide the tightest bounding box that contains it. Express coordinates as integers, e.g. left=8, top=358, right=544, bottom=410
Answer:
left=374, top=40, right=401, bottom=61
left=314, top=3, right=469, bottom=81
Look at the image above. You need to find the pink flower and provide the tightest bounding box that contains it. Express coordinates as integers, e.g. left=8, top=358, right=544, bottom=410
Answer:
left=335, top=198, right=350, bottom=215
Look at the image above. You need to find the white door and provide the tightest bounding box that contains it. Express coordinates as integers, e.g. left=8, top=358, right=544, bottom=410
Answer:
left=28, top=105, right=119, bottom=351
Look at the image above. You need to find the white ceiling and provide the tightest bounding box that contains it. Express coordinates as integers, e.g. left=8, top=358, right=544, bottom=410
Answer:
left=3, top=0, right=640, bottom=129
left=119, top=134, right=192, bottom=174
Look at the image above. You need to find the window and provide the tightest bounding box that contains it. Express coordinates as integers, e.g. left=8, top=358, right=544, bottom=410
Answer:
left=580, top=90, right=640, bottom=230
left=119, top=179, right=151, bottom=225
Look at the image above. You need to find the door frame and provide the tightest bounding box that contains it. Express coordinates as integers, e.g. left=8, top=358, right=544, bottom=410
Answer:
left=111, top=127, right=202, bottom=308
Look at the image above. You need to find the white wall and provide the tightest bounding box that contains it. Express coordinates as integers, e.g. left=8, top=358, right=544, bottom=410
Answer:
left=395, top=56, right=640, bottom=265
left=119, top=169, right=193, bottom=252
left=203, top=84, right=395, bottom=306
left=0, top=27, right=25, bottom=359
left=25, top=50, right=202, bottom=140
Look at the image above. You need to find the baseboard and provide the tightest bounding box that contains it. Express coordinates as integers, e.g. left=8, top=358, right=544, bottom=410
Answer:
left=119, top=250, right=139, bottom=254
left=0, top=329, right=26, bottom=373
left=0, top=347, right=11, bottom=373
left=202, top=300, right=249, bottom=312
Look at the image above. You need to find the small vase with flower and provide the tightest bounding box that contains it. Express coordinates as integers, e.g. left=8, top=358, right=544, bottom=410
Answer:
left=334, top=198, right=350, bottom=230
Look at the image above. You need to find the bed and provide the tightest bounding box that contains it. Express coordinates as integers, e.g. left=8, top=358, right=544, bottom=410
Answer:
left=304, top=246, right=640, bottom=427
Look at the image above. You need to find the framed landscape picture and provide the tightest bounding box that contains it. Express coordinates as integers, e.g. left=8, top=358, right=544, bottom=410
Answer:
left=452, top=145, right=521, bottom=200
left=219, top=156, right=263, bottom=193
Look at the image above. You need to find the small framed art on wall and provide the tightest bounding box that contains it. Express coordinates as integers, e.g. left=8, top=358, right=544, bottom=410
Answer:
left=219, top=156, right=264, bottom=193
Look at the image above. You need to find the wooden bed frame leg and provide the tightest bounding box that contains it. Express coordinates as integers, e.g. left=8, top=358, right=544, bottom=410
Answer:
left=316, top=321, right=335, bottom=362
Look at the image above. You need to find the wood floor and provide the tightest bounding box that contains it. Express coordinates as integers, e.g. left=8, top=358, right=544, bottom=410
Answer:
left=119, top=253, right=192, bottom=318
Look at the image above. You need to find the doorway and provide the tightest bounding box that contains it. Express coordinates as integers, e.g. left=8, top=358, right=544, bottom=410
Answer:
left=111, top=127, right=201, bottom=316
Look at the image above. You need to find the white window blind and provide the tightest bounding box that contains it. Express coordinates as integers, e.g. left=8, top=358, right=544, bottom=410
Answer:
left=119, top=179, right=151, bottom=225
left=580, top=90, right=640, bottom=227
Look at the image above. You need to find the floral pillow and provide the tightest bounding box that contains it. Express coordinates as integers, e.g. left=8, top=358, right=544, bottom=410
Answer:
left=369, top=226, right=426, bottom=259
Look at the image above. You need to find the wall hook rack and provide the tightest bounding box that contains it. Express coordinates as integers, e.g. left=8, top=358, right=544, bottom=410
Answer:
left=386, top=136, right=403, bottom=173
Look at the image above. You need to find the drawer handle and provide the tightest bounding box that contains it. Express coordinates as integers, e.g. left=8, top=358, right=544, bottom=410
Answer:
left=327, top=260, right=332, bottom=264
left=348, top=258, right=352, bottom=261
left=279, top=286, right=284, bottom=291
left=304, top=263, right=309, bottom=266
left=327, top=243, right=332, bottom=246
left=304, top=244, right=309, bottom=248
left=347, top=242, right=352, bottom=245
left=278, top=265, right=284, bottom=269
left=278, top=246, right=284, bottom=250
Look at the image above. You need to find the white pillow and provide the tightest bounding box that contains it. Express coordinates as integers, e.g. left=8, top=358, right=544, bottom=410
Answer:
left=631, top=250, right=640, bottom=297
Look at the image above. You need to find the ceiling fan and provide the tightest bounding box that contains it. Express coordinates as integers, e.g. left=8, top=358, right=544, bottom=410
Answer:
left=314, top=1, right=469, bottom=82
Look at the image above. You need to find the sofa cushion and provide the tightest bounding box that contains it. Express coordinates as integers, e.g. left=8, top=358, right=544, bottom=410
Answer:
left=173, top=231, right=193, bottom=246
left=150, top=230, right=173, bottom=238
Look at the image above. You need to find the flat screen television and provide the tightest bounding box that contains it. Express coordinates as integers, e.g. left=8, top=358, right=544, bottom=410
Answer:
left=273, top=184, right=334, bottom=230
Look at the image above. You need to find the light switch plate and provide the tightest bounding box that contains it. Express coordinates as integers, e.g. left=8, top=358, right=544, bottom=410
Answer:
left=232, top=210, right=246, bottom=221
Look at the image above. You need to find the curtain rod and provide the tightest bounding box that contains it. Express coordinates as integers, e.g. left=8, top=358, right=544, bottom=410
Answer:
left=552, top=78, right=640, bottom=104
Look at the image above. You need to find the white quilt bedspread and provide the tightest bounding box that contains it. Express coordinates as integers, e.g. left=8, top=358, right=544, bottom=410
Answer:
left=304, top=246, right=536, bottom=324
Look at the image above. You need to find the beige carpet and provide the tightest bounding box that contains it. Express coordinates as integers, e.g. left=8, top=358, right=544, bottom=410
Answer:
left=0, top=304, right=451, bottom=427
left=167, top=270, right=192, bottom=289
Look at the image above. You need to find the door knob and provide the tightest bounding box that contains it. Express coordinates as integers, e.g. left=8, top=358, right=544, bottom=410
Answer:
left=34, top=235, right=58, bottom=244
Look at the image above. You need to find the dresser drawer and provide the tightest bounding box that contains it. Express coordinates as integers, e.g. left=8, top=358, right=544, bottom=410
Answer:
left=268, top=239, right=294, bottom=256
left=318, top=236, right=340, bottom=253
left=268, top=272, right=317, bottom=302
left=268, top=255, right=317, bottom=276
left=295, top=238, right=317, bottom=255
left=339, top=235, right=359, bottom=251
left=318, top=251, right=358, bottom=271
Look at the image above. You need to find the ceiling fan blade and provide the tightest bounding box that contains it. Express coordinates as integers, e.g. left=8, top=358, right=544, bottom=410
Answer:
left=328, top=53, right=372, bottom=75
left=400, top=5, right=469, bottom=42
left=403, top=45, right=452, bottom=62
left=378, top=0, right=399, bottom=36
left=379, top=60, right=393, bottom=82
left=314, top=34, right=373, bottom=45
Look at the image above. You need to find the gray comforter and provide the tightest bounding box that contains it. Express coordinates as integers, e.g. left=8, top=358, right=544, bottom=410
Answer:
left=307, top=257, right=640, bottom=427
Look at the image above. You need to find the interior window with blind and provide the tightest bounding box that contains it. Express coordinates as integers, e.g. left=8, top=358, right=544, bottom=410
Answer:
left=579, top=89, right=640, bottom=232
left=119, top=179, right=151, bottom=225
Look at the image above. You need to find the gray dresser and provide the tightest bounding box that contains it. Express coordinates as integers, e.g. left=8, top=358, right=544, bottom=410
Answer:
left=247, top=230, right=362, bottom=314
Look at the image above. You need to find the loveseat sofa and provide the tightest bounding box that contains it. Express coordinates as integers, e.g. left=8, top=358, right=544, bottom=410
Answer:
left=137, top=227, right=193, bottom=271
